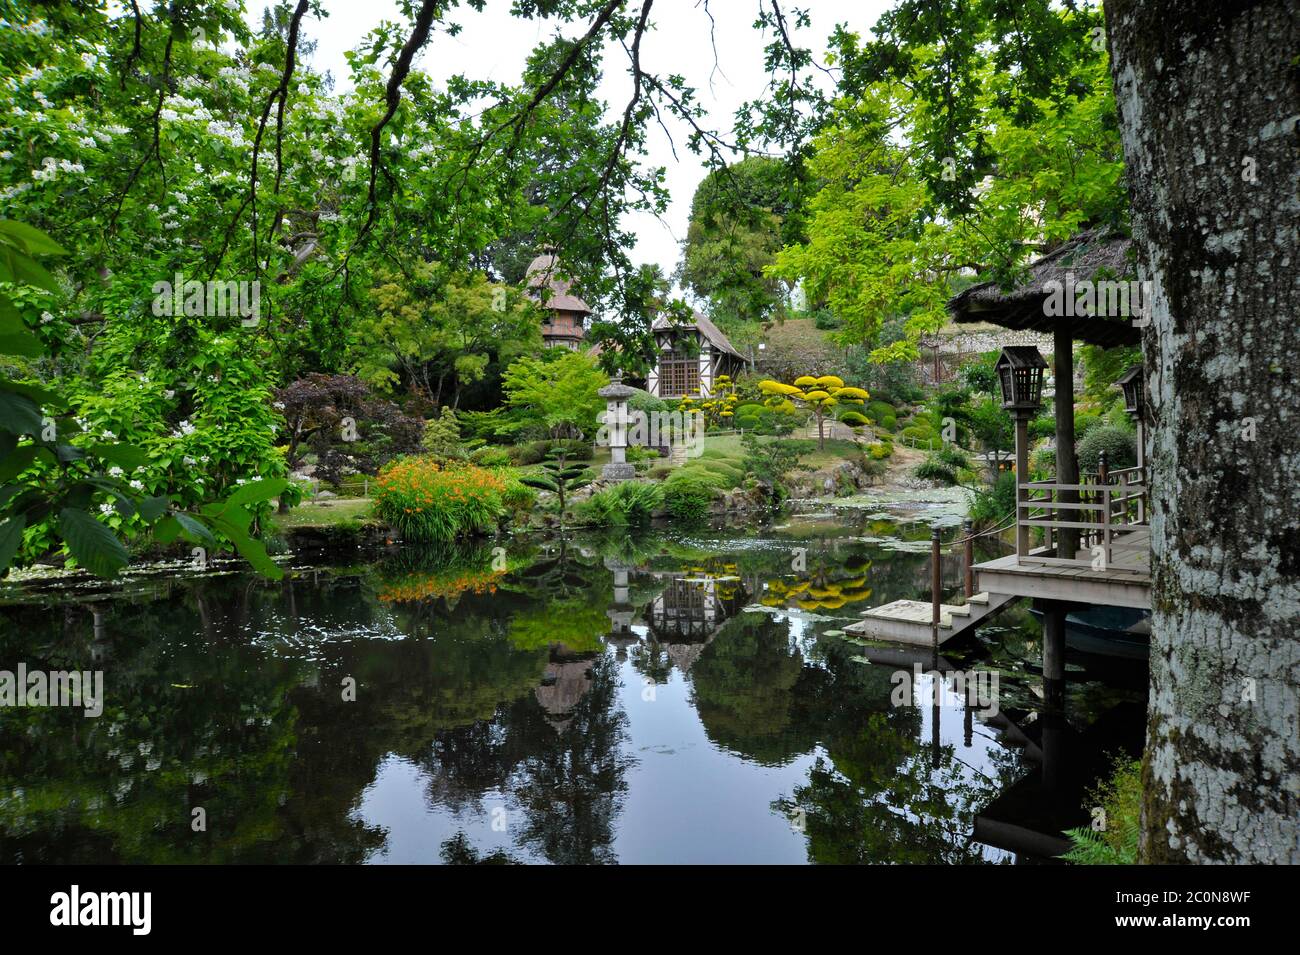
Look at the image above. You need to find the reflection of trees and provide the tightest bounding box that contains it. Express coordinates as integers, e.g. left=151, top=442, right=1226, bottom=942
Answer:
left=510, top=654, right=632, bottom=864
left=689, top=613, right=815, bottom=765
left=774, top=710, right=1000, bottom=864
left=0, top=584, right=383, bottom=863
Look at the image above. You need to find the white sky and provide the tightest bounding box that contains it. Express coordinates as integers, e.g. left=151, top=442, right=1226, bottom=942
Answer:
left=271, top=0, right=889, bottom=279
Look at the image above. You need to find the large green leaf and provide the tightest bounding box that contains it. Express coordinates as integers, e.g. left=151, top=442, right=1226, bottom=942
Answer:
left=58, top=507, right=129, bottom=578
left=0, top=391, right=44, bottom=435
left=224, top=477, right=288, bottom=507
left=0, top=444, right=42, bottom=482
left=208, top=514, right=282, bottom=580
left=90, top=442, right=151, bottom=470
left=0, top=220, right=67, bottom=257
left=0, top=243, right=58, bottom=291
left=138, top=495, right=170, bottom=523
left=0, top=329, right=44, bottom=357
left=173, top=512, right=216, bottom=544
left=0, top=514, right=24, bottom=573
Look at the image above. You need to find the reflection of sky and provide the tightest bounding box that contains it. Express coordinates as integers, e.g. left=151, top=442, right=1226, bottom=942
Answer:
left=354, top=616, right=1021, bottom=864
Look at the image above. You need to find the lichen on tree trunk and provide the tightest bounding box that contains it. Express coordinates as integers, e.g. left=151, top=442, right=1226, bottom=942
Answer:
left=1107, top=0, right=1300, bottom=863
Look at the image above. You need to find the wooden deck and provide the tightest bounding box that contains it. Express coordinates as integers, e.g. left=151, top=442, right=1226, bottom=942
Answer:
left=845, top=591, right=1018, bottom=646
left=973, top=546, right=1151, bottom=610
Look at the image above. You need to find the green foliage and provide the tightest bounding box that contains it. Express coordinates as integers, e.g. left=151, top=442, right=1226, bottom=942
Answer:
left=0, top=221, right=287, bottom=578
left=957, top=352, right=1001, bottom=396
left=502, top=351, right=608, bottom=439
left=518, top=448, right=593, bottom=523
left=1062, top=757, right=1142, bottom=865
left=581, top=481, right=661, bottom=526
left=351, top=261, right=540, bottom=401
left=372, top=458, right=507, bottom=544
left=468, top=447, right=512, bottom=468
left=421, top=408, right=464, bottom=460
left=775, top=5, right=1121, bottom=363
left=914, top=457, right=959, bottom=485
left=679, top=156, right=800, bottom=326
left=740, top=432, right=803, bottom=497
left=1078, top=425, right=1137, bottom=471
left=662, top=474, right=716, bottom=523
left=967, top=471, right=1017, bottom=528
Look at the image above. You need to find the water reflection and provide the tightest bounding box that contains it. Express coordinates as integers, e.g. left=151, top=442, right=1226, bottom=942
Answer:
left=0, top=515, right=1144, bottom=864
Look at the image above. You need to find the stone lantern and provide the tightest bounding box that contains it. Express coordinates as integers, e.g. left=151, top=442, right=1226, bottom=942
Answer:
left=995, top=346, right=1048, bottom=413
left=598, top=377, right=637, bottom=482
left=996, top=346, right=1048, bottom=559
left=1116, top=363, right=1147, bottom=472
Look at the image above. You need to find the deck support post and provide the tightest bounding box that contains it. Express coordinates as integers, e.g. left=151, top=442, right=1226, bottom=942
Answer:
left=963, top=519, right=974, bottom=599
left=1042, top=600, right=1067, bottom=711
left=931, top=528, right=942, bottom=649
left=1015, top=413, right=1030, bottom=559
left=1054, top=330, right=1080, bottom=559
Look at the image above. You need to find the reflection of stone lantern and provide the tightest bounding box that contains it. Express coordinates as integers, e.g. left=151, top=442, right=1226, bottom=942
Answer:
left=599, top=377, right=637, bottom=482
left=996, top=347, right=1047, bottom=559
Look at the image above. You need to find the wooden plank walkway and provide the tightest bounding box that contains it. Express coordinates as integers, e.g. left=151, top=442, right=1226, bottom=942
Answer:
left=972, top=548, right=1151, bottom=610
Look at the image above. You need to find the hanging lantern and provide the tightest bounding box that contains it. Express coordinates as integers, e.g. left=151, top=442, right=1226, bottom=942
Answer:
left=994, top=346, right=1048, bottom=413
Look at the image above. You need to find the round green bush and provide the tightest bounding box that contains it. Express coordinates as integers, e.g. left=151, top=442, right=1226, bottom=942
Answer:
left=1077, top=425, right=1137, bottom=471
left=469, top=446, right=511, bottom=467
left=663, top=475, right=715, bottom=523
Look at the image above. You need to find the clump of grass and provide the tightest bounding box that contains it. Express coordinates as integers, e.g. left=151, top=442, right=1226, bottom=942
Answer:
left=373, top=456, right=506, bottom=542
left=581, top=481, right=662, bottom=526
left=1061, top=756, right=1142, bottom=864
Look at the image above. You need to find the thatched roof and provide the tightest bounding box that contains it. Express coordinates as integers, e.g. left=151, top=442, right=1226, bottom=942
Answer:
left=651, top=311, right=746, bottom=361
left=948, top=230, right=1141, bottom=347
left=525, top=250, right=592, bottom=314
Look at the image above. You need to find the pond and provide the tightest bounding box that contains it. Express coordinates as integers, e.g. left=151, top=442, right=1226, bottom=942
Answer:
left=0, top=509, right=1146, bottom=864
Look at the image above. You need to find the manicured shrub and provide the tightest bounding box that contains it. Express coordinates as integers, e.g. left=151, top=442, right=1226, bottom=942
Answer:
left=866, top=400, right=895, bottom=423
left=374, top=457, right=507, bottom=542
left=581, top=481, right=662, bottom=526
left=469, top=446, right=512, bottom=467
left=867, top=440, right=894, bottom=460
left=499, top=472, right=537, bottom=513
left=1077, top=425, right=1137, bottom=470
left=663, top=474, right=715, bottom=523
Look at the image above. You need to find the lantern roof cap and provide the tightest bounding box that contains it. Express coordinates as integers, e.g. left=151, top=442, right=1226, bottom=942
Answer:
left=598, top=379, right=636, bottom=400
left=996, top=345, right=1048, bottom=369
left=1116, top=363, right=1144, bottom=386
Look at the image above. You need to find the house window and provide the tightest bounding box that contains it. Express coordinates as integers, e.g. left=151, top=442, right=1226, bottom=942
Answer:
left=658, top=356, right=699, bottom=398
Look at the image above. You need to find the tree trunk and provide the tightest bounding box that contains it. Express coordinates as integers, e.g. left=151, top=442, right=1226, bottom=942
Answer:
left=1107, top=0, right=1300, bottom=863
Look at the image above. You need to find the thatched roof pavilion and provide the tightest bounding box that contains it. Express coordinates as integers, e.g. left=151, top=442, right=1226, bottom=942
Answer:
left=948, top=229, right=1140, bottom=348
left=947, top=228, right=1145, bottom=559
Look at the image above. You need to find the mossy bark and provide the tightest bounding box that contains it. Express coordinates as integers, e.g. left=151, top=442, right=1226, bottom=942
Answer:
left=1107, top=0, right=1300, bottom=862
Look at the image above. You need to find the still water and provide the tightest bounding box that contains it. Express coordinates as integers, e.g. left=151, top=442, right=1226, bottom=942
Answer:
left=0, top=512, right=1145, bottom=864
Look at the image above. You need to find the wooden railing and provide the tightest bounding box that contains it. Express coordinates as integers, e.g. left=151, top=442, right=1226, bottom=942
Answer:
left=1016, top=463, right=1149, bottom=573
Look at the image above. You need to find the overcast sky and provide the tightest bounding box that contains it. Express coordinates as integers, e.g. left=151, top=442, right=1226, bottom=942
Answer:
left=267, top=0, right=889, bottom=280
